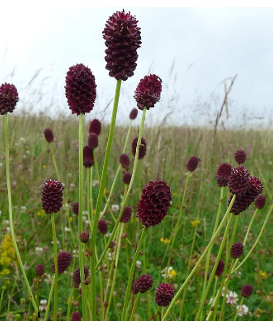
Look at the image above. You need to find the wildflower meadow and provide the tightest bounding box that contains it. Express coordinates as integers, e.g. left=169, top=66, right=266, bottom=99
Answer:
left=0, top=8, right=273, bottom=321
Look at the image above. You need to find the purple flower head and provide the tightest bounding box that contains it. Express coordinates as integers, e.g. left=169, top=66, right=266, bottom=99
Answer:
left=98, top=219, right=108, bottom=234
left=129, top=108, right=138, bottom=120
left=65, top=64, right=96, bottom=115
left=255, top=194, right=266, bottom=209
left=103, top=10, right=141, bottom=81
left=228, top=166, right=250, bottom=196
left=0, top=83, right=19, bottom=115
left=35, top=264, right=45, bottom=277
left=132, top=137, right=147, bottom=160
left=120, top=153, right=130, bottom=170
left=89, top=119, right=101, bottom=136
left=186, top=156, right=199, bottom=172
left=134, top=274, right=153, bottom=293
left=41, top=179, right=64, bottom=214
left=215, top=259, right=225, bottom=277
left=216, top=163, right=232, bottom=187
left=123, top=172, right=132, bottom=185
left=120, top=206, right=132, bottom=223
left=234, top=149, right=246, bottom=165
left=241, top=284, right=253, bottom=298
left=51, top=251, right=72, bottom=274
left=71, top=311, right=81, bottom=321
left=137, top=179, right=172, bottom=228
left=72, top=202, right=79, bottom=216
left=72, top=266, right=90, bottom=288
left=230, top=242, right=244, bottom=259
left=88, top=132, right=98, bottom=149
left=155, top=283, right=174, bottom=307
left=134, top=74, right=162, bottom=110
left=83, top=146, right=94, bottom=168
left=44, top=128, right=54, bottom=143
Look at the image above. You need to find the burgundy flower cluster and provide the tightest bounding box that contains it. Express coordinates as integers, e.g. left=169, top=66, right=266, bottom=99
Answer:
left=51, top=251, right=72, bottom=274
left=0, top=83, right=19, bottom=115
left=137, top=179, right=172, bottom=228
left=41, top=179, right=64, bottom=214
left=72, top=266, right=90, bottom=288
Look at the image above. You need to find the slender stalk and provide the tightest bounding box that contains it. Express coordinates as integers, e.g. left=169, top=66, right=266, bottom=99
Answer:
left=96, top=108, right=147, bottom=269
left=243, top=208, right=258, bottom=246
left=233, top=298, right=244, bottom=321
left=76, top=113, right=87, bottom=320
left=51, top=214, right=58, bottom=321
left=129, top=292, right=140, bottom=321
left=162, top=195, right=236, bottom=321
left=5, top=114, right=39, bottom=316
left=49, top=143, right=60, bottom=181
left=44, top=275, right=55, bottom=321
left=232, top=203, right=273, bottom=274
left=90, top=79, right=122, bottom=320
left=195, top=214, right=234, bottom=321
left=0, top=286, right=6, bottom=313
left=66, top=287, right=75, bottom=321
left=121, top=228, right=147, bottom=321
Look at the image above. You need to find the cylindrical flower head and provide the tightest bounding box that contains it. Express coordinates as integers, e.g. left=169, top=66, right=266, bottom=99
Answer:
left=155, top=283, right=174, bottom=307
left=186, top=156, right=199, bottom=172
left=103, top=10, right=141, bottom=81
left=79, top=230, right=89, bottom=243
left=137, top=179, right=172, bottom=228
left=83, top=146, right=94, bottom=168
left=44, top=128, right=54, bottom=143
left=123, top=172, right=132, bottom=185
left=134, top=74, right=162, bottom=110
left=65, top=63, right=97, bottom=115
left=234, top=149, right=247, bottom=165
left=98, top=219, right=108, bottom=234
left=71, top=311, right=81, bottom=321
left=72, top=202, right=79, bottom=215
left=134, top=274, right=153, bottom=293
left=241, top=284, right=253, bottom=298
left=230, top=242, right=244, bottom=259
left=0, top=83, right=19, bottom=115
left=120, top=153, right=130, bottom=169
left=89, top=119, right=102, bottom=136
left=42, top=179, right=64, bottom=214
left=88, top=132, right=98, bottom=149
left=215, top=259, right=225, bottom=277
left=121, top=205, right=132, bottom=223
left=228, top=166, right=250, bottom=196
left=132, top=137, right=147, bottom=159
left=35, top=264, right=45, bottom=277
left=216, top=163, right=232, bottom=187
left=72, top=266, right=90, bottom=288
left=255, top=194, right=266, bottom=209
left=129, top=108, right=138, bottom=120
left=51, top=251, right=72, bottom=274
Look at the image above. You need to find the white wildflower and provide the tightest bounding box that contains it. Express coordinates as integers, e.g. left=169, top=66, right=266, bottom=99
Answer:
left=64, top=227, right=71, bottom=232
left=20, top=206, right=27, bottom=213
left=92, top=180, right=99, bottom=187
left=111, top=204, right=120, bottom=213
left=136, top=260, right=141, bottom=268
left=39, top=299, right=47, bottom=312
left=35, top=247, right=44, bottom=255
left=226, top=291, right=238, bottom=305
left=237, top=304, right=249, bottom=316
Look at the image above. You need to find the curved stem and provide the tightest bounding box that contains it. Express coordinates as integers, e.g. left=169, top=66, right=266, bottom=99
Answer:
left=162, top=195, right=236, bottom=321
left=5, top=114, right=39, bottom=316
left=51, top=214, right=59, bottom=321
left=50, top=143, right=60, bottom=181
left=121, top=228, right=147, bottom=321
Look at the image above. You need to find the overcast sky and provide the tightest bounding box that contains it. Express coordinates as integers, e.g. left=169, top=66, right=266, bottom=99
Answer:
left=1, top=7, right=273, bottom=127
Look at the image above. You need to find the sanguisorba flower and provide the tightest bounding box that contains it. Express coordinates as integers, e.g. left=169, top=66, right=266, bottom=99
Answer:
left=134, top=74, right=162, bottom=110
left=88, top=132, right=98, bottom=149
left=255, top=194, right=266, bottom=209
left=0, top=83, right=19, bottom=115
left=35, top=264, right=45, bottom=277
left=51, top=251, right=72, bottom=274
left=42, top=179, right=64, bottom=214
left=230, top=242, right=244, bottom=259
left=71, top=311, right=81, bottom=321
left=137, top=179, right=172, bottom=228
left=215, top=259, right=225, bottom=277
left=120, top=205, right=132, bottom=223
left=132, top=137, right=147, bottom=159
left=241, top=284, right=253, bottom=298
left=155, top=283, right=174, bottom=307
left=134, top=274, right=153, bottom=293
left=72, top=266, right=90, bottom=288
left=44, top=128, right=54, bottom=143
left=186, top=156, right=199, bottom=172
left=83, top=146, right=94, bottom=168
left=103, top=10, right=141, bottom=81
left=216, top=163, right=232, bottom=187
left=129, top=108, right=138, bottom=120
left=119, top=153, right=130, bottom=169
left=228, top=166, right=250, bottom=196
left=65, top=63, right=97, bottom=115
left=234, top=149, right=247, bottom=165
left=89, top=119, right=102, bottom=136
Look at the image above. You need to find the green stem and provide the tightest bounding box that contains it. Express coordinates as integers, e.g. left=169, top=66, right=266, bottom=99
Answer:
left=66, top=287, right=75, bottom=321
left=78, top=113, right=87, bottom=320
left=44, top=275, right=55, bottom=321
left=51, top=214, right=58, bottom=321
left=232, top=203, right=273, bottom=274
left=121, top=228, right=147, bottom=321
left=129, top=293, right=140, bottom=321
left=0, top=286, right=6, bottom=313
left=96, top=107, right=147, bottom=270
left=50, top=143, right=60, bottom=181
left=91, top=79, right=122, bottom=320
left=243, top=209, right=258, bottom=246
left=5, top=114, right=39, bottom=316
left=195, top=214, right=234, bottom=321
left=233, top=298, right=244, bottom=321
left=162, top=195, right=236, bottom=321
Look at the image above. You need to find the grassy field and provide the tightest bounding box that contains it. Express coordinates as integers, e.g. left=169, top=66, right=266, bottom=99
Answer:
left=0, top=113, right=272, bottom=320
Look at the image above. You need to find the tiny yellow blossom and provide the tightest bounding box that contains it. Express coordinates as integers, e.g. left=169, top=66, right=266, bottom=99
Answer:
left=42, top=164, right=46, bottom=169
left=69, top=217, right=72, bottom=222
left=259, top=270, right=268, bottom=280
left=160, top=237, right=170, bottom=245
left=25, top=180, right=29, bottom=184
left=191, top=219, right=201, bottom=228
left=37, top=210, right=46, bottom=218
left=0, top=268, right=10, bottom=276
left=0, top=234, right=17, bottom=267
left=161, top=266, right=177, bottom=279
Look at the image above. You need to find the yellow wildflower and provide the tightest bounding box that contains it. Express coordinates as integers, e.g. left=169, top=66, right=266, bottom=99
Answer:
left=37, top=210, right=46, bottom=218
left=160, top=237, right=170, bottom=245
left=69, top=217, right=72, bottom=222
left=259, top=270, right=268, bottom=280
left=42, top=164, right=46, bottom=169
left=0, top=268, right=10, bottom=276
left=0, top=234, right=17, bottom=267
left=191, top=219, right=201, bottom=228
left=161, top=266, right=177, bottom=279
